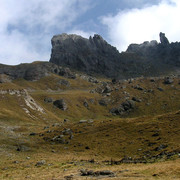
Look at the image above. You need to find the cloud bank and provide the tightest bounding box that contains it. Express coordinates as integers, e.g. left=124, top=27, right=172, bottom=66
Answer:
left=102, top=0, right=180, bottom=52
left=0, top=0, right=91, bottom=65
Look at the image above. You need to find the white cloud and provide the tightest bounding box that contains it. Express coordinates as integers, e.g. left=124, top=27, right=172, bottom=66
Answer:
left=0, top=0, right=91, bottom=65
left=102, top=0, right=180, bottom=52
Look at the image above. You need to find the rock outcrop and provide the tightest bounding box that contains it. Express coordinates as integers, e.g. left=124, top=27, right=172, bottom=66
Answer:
left=0, top=62, right=75, bottom=81
left=50, top=32, right=180, bottom=79
left=159, top=32, right=169, bottom=45
left=127, top=32, right=180, bottom=67
left=50, top=33, right=121, bottom=77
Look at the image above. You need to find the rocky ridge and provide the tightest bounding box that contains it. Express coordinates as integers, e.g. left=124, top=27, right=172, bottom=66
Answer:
left=50, top=32, right=180, bottom=79
left=0, top=61, right=76, bottom=82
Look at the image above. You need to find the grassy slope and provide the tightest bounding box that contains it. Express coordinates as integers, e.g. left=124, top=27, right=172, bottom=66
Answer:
left=0, top=73, right=180, bottom=179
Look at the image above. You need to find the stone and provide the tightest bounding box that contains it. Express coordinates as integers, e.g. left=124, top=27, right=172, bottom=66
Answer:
left=89, top=99, right=95, bottom=104
left=85, top=146, right=90, bottom=150
left=64, top=175, right=74, bottom=180
left=110, top=100, right=135, bottom=115
left=52, top=135, right=66, bottom=144
left=64, top=119, right=69, bottom=122
left=44, top=97, right=53, bottom=103
left=99, top=99, right=108, bottom=106
left=58, top=79, right=70, bottom=86
left=53, top=99, right=67, bottom=110
left=134, top=85, right=144, bottom=91
left=164, top=77, right=173, bottom=84
left=29, top=132, right=36, bottom=136
left=157, top=87, right=164, bottom=91
left=121, top=100, right=135, bottom=111
left=16, top=145, right=30, bottom=152
left=83, top=101, right=89, bottom=108
left=80, top=169, right=115, bottom=177
left=62, top=128, right=73, bottom=135
left=79, top=120, right=88, bottom=123
left=154, top=144, right=168, bottom=151
left=35, top=160, right=46, bottom=167
left=132, top=97, right=142, bottom=102
left=103, top=85, right=112, bottom=93
left=150, top=78, right=155, bottom=82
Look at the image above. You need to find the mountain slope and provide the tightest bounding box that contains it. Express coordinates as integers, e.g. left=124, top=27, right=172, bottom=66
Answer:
left=0, top=71, right=180, bottom=179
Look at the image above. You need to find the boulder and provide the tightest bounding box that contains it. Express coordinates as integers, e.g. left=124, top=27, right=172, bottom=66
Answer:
left=83, top=100, right=89, bottom=108
left=35, top=160, right=46, bottom=167
left=99, top=99, right=108, bottom=106
left=44, top=97, right=53, bottom=103
left=132, top=97, right=142, bottom=102
left=80, top=169, right=115, bottom=177
left=121, top=100, right=135, bottom=111
left=110, top=100, right=135, bottom=115
left=58, top=79, right=70, bottom=86
left=53, top=99, right=67, bottom=110
left=164, top=77, right=173, bottom=84
left=103, top=85, right=112, bottom=93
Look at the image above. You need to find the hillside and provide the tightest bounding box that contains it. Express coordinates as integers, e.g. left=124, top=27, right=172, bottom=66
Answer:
left=0, top=64, right=180, bottom=179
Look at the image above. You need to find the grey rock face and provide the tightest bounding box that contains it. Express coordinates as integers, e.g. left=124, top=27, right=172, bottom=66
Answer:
left=50, top=32, right=180, bottom=79
left=50, top=33, right=121, bottom=78
left=127, top=32, right=180, bottom=68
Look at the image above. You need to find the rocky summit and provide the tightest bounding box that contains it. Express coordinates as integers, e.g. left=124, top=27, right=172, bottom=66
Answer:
left=127, top=32, right=180, bottom=67
left=50, top=33, right=121, bottom=78
left=50, top=32, right=180, bottom=79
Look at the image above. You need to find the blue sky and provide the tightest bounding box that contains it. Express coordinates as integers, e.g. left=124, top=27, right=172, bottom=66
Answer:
left=0, top=0, right=180, bottom=65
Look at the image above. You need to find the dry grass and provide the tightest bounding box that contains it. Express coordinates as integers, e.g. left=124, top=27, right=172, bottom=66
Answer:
left=0, top=74, right=180, bottom=179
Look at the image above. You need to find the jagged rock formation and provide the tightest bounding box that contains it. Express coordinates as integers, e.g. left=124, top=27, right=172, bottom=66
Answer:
left=50, top=32, right=180, bottom=79
left=159, top=32, right=169, bottom=45
left=1, top=32, right=180, bottom=81
left=127, top=32, right=180, bottom=67
left=0, top=62, right=75, bottom=81
left=50, top=33, right=122, bottom=77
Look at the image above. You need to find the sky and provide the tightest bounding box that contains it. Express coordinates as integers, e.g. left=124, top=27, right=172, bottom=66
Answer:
left=0, top=0, right=180, bottom=65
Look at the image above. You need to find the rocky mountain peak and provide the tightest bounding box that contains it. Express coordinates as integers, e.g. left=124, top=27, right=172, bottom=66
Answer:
left=50, top=33, right=120, bottom=77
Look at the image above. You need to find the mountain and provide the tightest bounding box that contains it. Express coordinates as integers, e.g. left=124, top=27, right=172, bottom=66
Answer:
left=1, top=32, right=180, bottom=82
left=50, top=32, right=180, bottom=79
left=0, top=33, right=180, bottom=179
